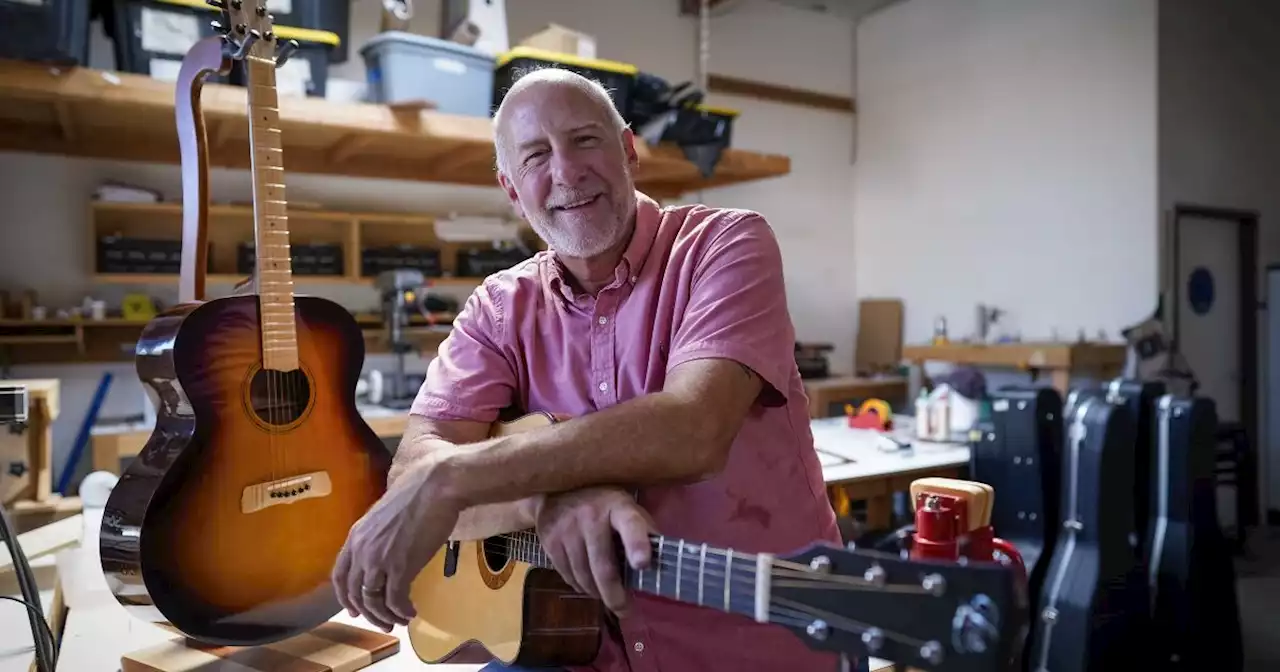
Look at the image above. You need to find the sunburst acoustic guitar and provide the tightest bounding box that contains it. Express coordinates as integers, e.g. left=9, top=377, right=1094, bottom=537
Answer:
left=408, top=412, right=1028, bottom=672
left=98, top=0, right=390, bottom=646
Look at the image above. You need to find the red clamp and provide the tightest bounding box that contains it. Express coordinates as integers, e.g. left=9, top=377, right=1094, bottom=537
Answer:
left=910, top=493, right=1027, bottom=584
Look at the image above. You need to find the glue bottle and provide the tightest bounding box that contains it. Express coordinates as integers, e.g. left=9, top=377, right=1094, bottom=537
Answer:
left=915, top=388, right=931, bottom=440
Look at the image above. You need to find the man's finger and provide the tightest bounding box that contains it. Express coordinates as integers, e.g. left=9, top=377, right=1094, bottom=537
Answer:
left=564, top=536, right=597, bottom=599
left=544, top=539, right=582, bottom=594
left=612, top=507, right=655, bottom=570
left=385, top=569, right=416, bottom=624
left=357, top=569, right=399, bottom=632
left=585, top=524, right=627, bottom=616
left=331, top=545, right=355, bottom=616
left=345, top=553, right=366, bottom=619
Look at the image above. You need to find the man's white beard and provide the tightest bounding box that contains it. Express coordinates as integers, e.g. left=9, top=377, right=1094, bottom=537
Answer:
left=532, top=189, right=636, bottom=259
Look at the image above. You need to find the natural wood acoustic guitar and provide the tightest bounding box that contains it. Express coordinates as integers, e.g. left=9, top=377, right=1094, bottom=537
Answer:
left=408, top=412, right=1028, bottom=672
left=98, top=1, right=390, bottom=646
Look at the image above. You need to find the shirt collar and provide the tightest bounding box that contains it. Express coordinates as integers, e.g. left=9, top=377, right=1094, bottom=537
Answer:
left=547, top=190, right=660, bottom=302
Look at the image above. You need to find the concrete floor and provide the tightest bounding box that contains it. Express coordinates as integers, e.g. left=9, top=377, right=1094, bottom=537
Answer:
left=1234, top=526, right=1280, bottom=671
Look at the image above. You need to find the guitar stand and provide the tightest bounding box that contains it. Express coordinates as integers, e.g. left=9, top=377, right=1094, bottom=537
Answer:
left=119, top=622, right=400, bottom=672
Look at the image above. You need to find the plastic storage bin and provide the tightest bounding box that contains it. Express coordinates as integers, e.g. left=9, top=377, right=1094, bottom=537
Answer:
left=104, top=0, right=229, bottom=83
left=493, top=47, right=638, bottom=121
left=229, top=26, right=341, bottom=98
left=0, top=0, right=91, bottom=65
left=259, top=0, right=351, bottom=64
left=360, top=32, right=495, bottom=117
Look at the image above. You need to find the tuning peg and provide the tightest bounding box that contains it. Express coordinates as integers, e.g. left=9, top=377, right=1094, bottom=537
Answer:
left=206, top=0, right=224, bottom=7
left=275, top=39, right=300, bottom=69
left=210, top=19, right=228, bottom=34
left=231, top=29, right=262, bottom=59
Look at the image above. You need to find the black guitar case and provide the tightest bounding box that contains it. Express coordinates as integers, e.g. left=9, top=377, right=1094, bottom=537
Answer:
left=971, top=386, right=1062, bottom=609
left=1028, top=388, right=1145, bottom=672
left=1101, top=378, right=1165, bottom=565
left=1147, top=394, right=1243, bottom=670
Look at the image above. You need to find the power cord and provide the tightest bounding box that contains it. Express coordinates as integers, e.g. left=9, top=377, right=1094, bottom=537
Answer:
left=0, top=503, right=56, bottom=672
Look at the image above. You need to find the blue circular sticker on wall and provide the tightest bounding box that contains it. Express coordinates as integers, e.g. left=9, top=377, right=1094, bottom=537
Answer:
left=1187, top=266, right=1215, bottom=315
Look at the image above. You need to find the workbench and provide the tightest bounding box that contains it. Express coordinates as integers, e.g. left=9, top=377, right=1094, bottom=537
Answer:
left=89, top=377, right=919, bottom=475
left=1, top=509, right=900, bottom=671
left=0, top=378, right=59, bottom=505
left=812, top=416, right=970, bottom=529
left=801, top=375, right=909, bottom=418
left=903, top=341, right=1128, bottom=396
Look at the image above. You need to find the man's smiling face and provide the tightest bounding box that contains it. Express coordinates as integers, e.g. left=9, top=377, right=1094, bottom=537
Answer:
left=496, top=74, right=639, bottom=260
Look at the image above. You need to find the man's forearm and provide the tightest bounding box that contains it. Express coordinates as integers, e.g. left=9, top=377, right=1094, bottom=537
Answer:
left=394, top=429, right=538, bottom=540
left=436, top=390, right=737, bottom=510
left=450, top=498, right=540, bottom=540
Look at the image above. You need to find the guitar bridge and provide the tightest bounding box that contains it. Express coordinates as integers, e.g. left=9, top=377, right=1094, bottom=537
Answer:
left=241, top=471, right=332, bottom=513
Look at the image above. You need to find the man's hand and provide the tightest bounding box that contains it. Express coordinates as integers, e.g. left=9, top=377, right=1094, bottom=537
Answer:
left=536, top=487, right=656, bottom=617
left=331, top=460, right=461, bottom=632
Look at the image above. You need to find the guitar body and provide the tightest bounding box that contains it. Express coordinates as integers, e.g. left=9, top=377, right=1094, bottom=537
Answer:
left=1147, top=394, right=1243, bottom=670
left=1029, top=389, right=1143, bottom=672
left=409, top=541, right=601, bottom=666
left=100, top=294, right=390, bottom=645
left=408, top=411, right=602, bottom=667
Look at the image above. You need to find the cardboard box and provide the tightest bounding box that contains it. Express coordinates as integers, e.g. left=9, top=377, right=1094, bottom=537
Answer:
left=517, top=23, right=597, bottom=60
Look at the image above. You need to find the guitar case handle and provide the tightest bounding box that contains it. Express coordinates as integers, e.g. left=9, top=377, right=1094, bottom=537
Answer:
left=175, top=36, right=234, bottom=304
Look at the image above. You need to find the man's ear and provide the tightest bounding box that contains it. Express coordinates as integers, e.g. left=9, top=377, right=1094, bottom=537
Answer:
left=622, top=128, right=639, bottom=170
left=497, top=172, right=525, bottom=220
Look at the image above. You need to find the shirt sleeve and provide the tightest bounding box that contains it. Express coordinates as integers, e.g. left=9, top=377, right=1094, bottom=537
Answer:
left=410, top=280, right=517, bottom=422
left=664, top=212, right=795, bottom=407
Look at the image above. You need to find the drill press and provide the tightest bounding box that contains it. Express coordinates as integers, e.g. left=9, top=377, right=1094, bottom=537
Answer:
left=374, top=269, right=431, bottom=409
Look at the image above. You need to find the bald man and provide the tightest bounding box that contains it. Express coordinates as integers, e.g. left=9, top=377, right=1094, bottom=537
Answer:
left=332, top=68, right=844, bottom=672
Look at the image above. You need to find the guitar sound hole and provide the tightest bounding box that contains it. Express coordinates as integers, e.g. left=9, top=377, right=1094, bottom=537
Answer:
left=481, top=538, right=510, bottom=573
left=249, top=368, right=312, bottom=427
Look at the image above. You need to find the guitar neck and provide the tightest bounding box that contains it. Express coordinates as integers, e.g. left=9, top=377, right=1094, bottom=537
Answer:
left=503, top=530, right=769, bottom=622
left=244, top=56, right=298, bottom=371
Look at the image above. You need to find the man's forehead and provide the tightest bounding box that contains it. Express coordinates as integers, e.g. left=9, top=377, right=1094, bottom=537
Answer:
left=503, top=84, right=610, bottom=139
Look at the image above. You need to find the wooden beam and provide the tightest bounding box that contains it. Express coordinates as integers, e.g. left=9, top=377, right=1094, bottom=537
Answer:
left=708, top=73, right=856, bottom=114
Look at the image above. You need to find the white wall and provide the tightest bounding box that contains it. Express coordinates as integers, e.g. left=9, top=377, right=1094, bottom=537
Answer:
left=852, top=0, right=1159, bottom=358
left=1158, top=0, right=1280, bottom=513
left=0, top=0, right=857, bottom=484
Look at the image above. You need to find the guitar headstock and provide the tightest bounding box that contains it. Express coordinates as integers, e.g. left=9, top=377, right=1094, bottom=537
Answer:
left=207, top=0, right=299, bottom=67
left=766, top=542, right=1028, bottom=672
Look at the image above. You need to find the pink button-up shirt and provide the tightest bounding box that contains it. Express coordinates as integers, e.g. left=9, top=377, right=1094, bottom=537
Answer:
left=412, top=191, right=843, bottom=671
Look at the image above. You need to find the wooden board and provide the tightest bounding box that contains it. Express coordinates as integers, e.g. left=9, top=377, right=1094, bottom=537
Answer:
left=121, top=622, right=399, bottom=672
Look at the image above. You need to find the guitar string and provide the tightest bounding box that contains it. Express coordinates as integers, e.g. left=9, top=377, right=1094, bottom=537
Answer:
left=482, top=534, right=936, bottom=597
left=465, top=536, right=948, bottom=648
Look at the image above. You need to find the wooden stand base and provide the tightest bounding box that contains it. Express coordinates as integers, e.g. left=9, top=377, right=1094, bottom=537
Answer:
left=121, top=622, right=400, bottom=671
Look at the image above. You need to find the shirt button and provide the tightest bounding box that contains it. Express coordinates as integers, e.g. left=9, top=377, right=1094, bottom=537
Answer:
left=598, top=382, right=608, bottom=392
left=598, top=316, right=608, bottom=325
left=634, top=642, right=644, bottom=653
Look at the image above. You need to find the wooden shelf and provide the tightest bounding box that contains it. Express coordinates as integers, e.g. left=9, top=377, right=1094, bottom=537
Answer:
left=89, top=200, right=530, bottom=288
left=0, top=60, right=791, bottom=198
left=0, top=314, right=454, bottom=365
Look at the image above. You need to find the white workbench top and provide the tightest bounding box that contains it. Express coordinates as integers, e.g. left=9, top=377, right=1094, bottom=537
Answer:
left=812, top=416, right=971, bottom=484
